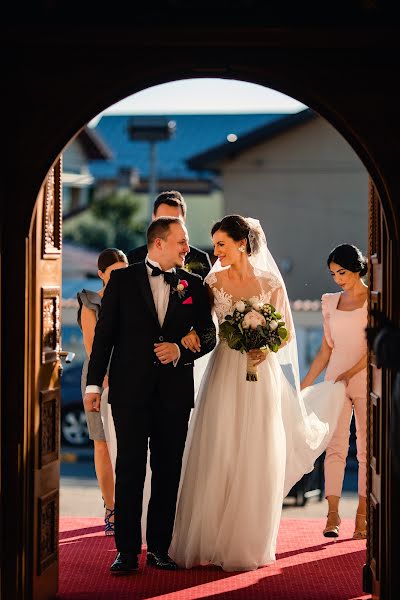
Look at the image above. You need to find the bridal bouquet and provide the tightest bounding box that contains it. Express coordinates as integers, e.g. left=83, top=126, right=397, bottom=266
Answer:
left=219, top=298, right=288, bottom=381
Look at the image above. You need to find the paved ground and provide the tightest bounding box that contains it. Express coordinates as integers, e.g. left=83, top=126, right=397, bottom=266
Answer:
left=61, top=477, right=359, bottom=519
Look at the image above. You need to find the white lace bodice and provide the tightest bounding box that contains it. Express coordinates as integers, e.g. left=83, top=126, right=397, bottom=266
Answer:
left=206, top=270, right=281, bottom=324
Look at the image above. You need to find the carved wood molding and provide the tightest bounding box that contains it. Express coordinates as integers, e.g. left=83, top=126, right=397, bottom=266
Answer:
left=369, top=493, right=380, bottom=583
left=370, top=392, right=380, bottom=475
left=38, top=489, right=59, bottom=575
left=369, top=290, right=381, bottom=368
left=39, top=388, right=60, bottom=468
left=42, top=157, right=62, bottom=259
left=368, top=177, right=381, bottom=263
left=41, top=287, right=60, bottom=363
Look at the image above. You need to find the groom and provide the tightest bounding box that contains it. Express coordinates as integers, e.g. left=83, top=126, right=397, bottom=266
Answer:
left=84, top=216, right=216, bottom=574
left=128, top=190, right=212, bottom=277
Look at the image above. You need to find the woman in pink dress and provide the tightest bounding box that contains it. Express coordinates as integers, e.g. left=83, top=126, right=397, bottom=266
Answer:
left=301, top=243, right=368, bottom=540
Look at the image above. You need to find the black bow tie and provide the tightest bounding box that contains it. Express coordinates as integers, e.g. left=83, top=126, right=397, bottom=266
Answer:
left=147, top=262, right=179, bottom=287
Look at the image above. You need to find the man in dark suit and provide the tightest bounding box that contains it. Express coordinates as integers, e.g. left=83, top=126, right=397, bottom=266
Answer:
left=128, top=190, right=212, bottom=277
left=84, top=216, right=216, bottom=575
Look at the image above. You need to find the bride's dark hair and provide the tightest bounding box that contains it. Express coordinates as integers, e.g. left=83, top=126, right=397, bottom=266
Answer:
left=211, top=214, right=261, bottom=255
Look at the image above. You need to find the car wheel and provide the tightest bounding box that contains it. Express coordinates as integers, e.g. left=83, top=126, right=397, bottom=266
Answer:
left=296, top=488, right=307, bottom=507
left=61, top=407, right=89, bottom=446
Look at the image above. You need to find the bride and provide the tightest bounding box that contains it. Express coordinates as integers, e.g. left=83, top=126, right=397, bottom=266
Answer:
left=168, top=214, right=346, bottom=572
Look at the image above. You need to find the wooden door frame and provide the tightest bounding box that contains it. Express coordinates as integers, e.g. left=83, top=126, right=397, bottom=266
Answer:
left=2, top=25, right=400, bottom=600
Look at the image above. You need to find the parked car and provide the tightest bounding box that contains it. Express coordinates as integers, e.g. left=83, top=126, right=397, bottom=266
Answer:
left=61, top=362, right=89, bottom=446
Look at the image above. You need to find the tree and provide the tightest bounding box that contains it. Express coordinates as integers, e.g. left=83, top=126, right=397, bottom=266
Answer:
left=63, top=191, right=146, bottom=252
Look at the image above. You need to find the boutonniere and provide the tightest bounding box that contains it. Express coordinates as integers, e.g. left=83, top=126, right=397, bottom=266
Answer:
left=173, top=279, right=189, bottom=299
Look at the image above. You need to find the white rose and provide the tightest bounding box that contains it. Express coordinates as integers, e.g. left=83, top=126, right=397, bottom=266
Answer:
left=176, top=283, right=184, bottom=291
left=249, top=296, right=260, bottom=308
left=235, top=300, right=246, bottom=313
left=242, top=309, right=266, bottom=330
left=269, top=320, right=278, bottom=331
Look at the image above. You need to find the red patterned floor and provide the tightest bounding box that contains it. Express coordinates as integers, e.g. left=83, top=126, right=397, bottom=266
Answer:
left=58, top=517, right=371, bottom=600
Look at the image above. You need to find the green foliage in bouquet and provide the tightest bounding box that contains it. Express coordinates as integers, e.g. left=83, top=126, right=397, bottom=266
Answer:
left=219, top=299, right=288, bottom=354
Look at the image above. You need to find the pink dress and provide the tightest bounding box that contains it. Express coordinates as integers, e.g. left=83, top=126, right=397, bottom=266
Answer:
left=321, top=291, right=367, bottom=497
left=322, top=292, right=367, bottom=396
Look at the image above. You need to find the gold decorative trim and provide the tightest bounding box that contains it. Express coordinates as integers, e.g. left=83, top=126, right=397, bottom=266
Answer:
left=39, top=388, right=60, bottom=467
left=38, top=490, right=59, bottom=575
left=42, top=157, right=63, bottom=258
left=41, top=287, right=61, bottom=363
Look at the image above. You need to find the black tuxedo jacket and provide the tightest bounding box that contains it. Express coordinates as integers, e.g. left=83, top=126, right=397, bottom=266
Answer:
left=128, top=243, right=212, bottom=278
left=86, top=262, right=216, bottom=411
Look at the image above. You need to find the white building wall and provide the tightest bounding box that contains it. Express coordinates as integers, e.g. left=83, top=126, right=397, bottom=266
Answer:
left=222, top=116, right=368, bottom=300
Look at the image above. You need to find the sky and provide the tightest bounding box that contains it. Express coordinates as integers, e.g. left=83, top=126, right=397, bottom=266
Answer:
left=89, top=78, right=306, bottom=126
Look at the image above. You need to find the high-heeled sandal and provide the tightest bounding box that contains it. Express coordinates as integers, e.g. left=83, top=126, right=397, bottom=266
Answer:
left=104, top=507, right=115, bottom=536
left=352, top=513, right=367, bottom=540
left=323, top=510, right=341, bottom=538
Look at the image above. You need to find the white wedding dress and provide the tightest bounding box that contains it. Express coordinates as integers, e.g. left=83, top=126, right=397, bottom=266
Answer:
left=168, top=269, right=346, bottom=572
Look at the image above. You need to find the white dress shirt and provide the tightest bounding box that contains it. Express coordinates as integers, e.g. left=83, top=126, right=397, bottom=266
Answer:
left=85, top=255, right=180, bottom=395
left=146, top=257, right=173, bottom=327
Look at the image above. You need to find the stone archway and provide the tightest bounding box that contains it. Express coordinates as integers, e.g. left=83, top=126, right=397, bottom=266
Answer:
left=2, top=24, right=399, bottom=600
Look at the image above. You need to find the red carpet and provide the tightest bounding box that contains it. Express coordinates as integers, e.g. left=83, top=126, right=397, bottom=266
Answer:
left=58, top=517, right=370, bottom=600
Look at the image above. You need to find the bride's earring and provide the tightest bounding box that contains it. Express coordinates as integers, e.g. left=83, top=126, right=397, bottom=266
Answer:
left=238, top=246, right=245, bottom=253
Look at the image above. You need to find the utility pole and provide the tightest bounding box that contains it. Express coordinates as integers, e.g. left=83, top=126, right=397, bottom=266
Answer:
left=127, top=116, right=176, bottom=219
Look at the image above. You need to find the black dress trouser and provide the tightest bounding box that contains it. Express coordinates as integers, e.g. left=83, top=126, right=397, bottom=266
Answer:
left=111, top=378, right=191, bottom=554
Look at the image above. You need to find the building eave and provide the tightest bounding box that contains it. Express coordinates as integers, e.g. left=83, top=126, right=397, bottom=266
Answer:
left=186, top=109, right=315, bottom=171
left=77, top=126, right=114, bottom=161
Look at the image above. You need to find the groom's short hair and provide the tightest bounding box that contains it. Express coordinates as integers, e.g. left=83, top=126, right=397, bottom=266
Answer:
left=153, top=190, right=187, bottom=219
left=147, top=216, right=183, bottom=247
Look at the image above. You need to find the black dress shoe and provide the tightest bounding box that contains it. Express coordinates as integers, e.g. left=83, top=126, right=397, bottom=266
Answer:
left=146, top=550, right=178, bottom=570
left=110, top=552, right=139, bottom=575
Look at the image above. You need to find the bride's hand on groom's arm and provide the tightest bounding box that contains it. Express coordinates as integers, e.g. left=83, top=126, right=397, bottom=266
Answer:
left=181, top=330, right=201, bottom=353
left=84, top=392, right=101, bottom=412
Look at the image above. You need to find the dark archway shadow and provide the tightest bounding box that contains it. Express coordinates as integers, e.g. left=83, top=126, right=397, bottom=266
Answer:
left=28, top=69, right=394, bottom=240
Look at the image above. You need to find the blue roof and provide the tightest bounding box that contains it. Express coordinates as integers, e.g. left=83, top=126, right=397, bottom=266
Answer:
left=89, top=113, right=289, bottom=181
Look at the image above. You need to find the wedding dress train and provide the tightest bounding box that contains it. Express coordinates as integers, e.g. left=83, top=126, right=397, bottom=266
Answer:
left=169, top=277, right=346, bottom=572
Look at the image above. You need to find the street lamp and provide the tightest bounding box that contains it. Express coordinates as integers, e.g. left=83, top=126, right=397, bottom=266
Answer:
left=127, top=116, right=176, bottom=217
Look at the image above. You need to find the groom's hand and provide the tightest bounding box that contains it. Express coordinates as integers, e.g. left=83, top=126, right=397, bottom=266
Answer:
left=84, top=392, right=101, bottom=412
left=154, top=342, right=179, bottom=364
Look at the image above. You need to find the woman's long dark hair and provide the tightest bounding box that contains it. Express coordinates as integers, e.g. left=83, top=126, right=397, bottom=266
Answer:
left=327, top=243, right=367, bottom=276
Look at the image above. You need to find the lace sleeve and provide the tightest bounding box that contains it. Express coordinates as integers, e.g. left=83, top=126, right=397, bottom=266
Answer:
left=269, top=283, right=294, bottom=345
left=204, top=270, right=217, bottom=287
left=265, top=272, right=281, bottom=292
left=258, top=272, right=282, bottom=304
